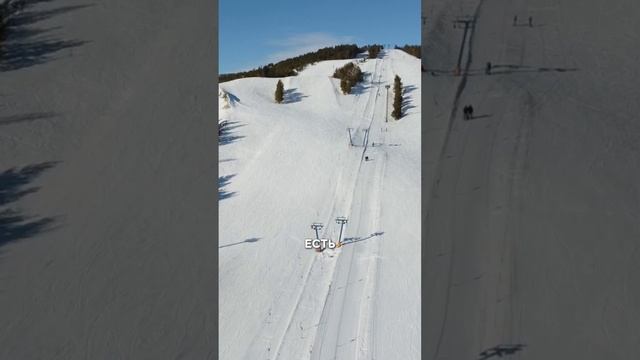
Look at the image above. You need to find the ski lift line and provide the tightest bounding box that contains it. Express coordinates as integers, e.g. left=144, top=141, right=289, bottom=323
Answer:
left=275, top=203, right=348, bottom=357
left=296, top=150, right=370, bottom=357
left=347, top=58, right=378, bottom=136
left=431, top=3, right=485, bottom=359
left=347, top=57, right=383, bottom=158
left=359, top=58, right=385, bottom=162
left=327, top=220, right=359, bottom=360
left=308, top=59, right=387, bottom=355
left=330, top=58, right=383, bottom=249
left=348, top=54, right=381, bottom=128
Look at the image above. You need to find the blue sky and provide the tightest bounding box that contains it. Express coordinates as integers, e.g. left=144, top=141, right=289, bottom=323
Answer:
left=219, top=0, right=420, bottom=74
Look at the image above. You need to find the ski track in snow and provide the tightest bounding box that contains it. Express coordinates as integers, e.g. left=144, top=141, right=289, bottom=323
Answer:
left=312, top=57, right=385, bottom=360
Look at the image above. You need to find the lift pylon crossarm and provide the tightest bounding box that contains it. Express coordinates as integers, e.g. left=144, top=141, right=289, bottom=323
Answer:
left=310, top=223, right=324, bottom=240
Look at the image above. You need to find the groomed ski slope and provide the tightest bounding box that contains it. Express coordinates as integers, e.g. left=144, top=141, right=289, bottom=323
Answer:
left=219, top=49, right=421, bottom=359
left=423, top=0, right=640, bottom=359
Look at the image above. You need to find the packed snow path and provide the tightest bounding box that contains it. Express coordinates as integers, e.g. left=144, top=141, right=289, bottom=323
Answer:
left=219, top=50, right=421, bottom=359
left=309, top=56, right=387, bottom=360
left=0, top=1, right=216, bottom=358
left=423, top=0, right=640, bottom=359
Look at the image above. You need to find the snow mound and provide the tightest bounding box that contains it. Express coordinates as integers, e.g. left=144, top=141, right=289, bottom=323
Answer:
left=218, top=87, right=239, bottom=124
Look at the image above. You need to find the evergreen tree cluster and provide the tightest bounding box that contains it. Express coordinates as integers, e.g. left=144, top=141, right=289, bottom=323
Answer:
left=391, top=75, right=403, bottom=119
left=274, top=80, right=284, bottom=103
left=220, top=44, right=361, bottom=83
left=395, top=44, right=421, bottom=58
left=367, top=44, right=383, bottom=58
left=333, top=62, right=364, bottom=94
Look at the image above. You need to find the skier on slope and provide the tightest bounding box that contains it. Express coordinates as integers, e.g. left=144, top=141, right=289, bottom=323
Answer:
left=463, top=105, right=474, bottom=120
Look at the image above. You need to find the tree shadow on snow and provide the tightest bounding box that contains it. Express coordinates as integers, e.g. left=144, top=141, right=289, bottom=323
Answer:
left=0, top=209, right=56, bottom=249
left=221, top=91, right=240, bottom=106
left=0, top=1, right=92, bottom=72
left=218, top=121, right=245, bottom=146
left=349, top=81, right=371, bottom=95
left=403, top=84, right=418, bottom=95
left=218, top=174, right=236, bottom=201
left=348, top=70, right=382, bottom=95
left=401, top=97, right=416, bottom=115
left=283, top=88, right=308, bottom=104
left=0, top=161, right=59, bottom=250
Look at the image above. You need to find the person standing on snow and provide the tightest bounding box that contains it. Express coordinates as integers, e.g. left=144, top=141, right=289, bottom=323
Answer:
left=485, top=62, right=492, bottom=75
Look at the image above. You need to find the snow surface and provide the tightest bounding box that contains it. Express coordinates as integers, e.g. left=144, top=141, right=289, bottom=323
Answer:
left=0, top=1, right=216, bottom=358
left=219, top=49, right=421, bottom=359
left=423, top=0, right=640, bottom=359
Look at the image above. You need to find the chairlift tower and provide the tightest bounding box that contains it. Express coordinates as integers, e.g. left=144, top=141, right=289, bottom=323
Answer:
left=385, top=85, right=391, bottom=122
left=452, top=16, right=475, bottom=76
left=335, top=217, right=348, bottom=244
left=310, top=223, right=324, bottom=240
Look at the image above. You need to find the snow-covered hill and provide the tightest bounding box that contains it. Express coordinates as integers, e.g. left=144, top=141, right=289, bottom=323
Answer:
left=219, top=49, right=421, bottom=359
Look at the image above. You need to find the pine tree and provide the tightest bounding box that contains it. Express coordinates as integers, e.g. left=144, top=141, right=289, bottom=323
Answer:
left=220, top=44, right=362, bottom=83
left=275, top=80, right=284, bottom=103
left=368, top=44, right=383, bottom=59
left=391, top=75, right=403, bottom=119
left=340, top=78, right=350, bottom=94
left=334, top=62, right=363, bottom=94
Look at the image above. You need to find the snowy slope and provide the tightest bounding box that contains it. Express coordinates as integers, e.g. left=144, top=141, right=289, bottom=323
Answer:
left=0, top=1, right=216, bottom=358
left=423, top=0, right=640, bottom=359
left=219, top=49, right=421, bottom=359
